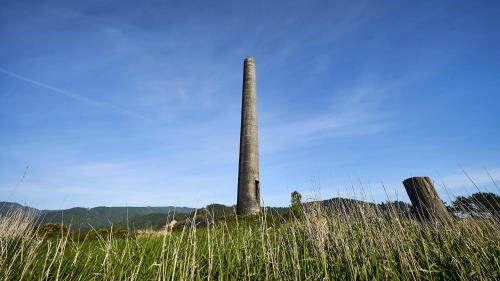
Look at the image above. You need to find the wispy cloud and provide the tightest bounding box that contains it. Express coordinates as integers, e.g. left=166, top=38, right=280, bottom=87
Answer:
left=260, top=73, right=413, bottom=153
left=437, top=168, right=500, bottom=192
left=0, top=67, right=149, bottom=120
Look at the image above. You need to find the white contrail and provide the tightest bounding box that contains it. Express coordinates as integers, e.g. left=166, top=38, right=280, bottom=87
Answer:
left=0, top=67, right=149, bottom=121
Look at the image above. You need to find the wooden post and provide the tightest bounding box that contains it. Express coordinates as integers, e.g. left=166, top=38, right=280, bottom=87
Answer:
left=403, top=177, right=451, bottom=221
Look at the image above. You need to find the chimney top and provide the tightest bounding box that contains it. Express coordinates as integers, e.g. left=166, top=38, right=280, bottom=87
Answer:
left=244, top=57, right=255, bottom=64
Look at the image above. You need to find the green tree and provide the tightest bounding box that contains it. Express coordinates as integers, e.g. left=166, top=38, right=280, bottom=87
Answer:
left=291, top=191, right=303, bottom=218
left=451, top=192, right=500, bottom=217
left=470, top=192, right=500, bottom=214
left=452, top=196, right=476, bottom=212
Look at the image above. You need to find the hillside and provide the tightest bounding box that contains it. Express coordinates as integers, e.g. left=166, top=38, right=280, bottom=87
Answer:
left=0, top=202, right=194, bottom=230
left=115, top=204, right=235, bottom=230
left=40, top=206, right=194, bottom=229
left=116, top=212, right=190, bottom=230
left=0, top=201, right=39, bottom=216
left=1, top=198, right=412, bottom=231
left=116, top=198, right=391, bottom=231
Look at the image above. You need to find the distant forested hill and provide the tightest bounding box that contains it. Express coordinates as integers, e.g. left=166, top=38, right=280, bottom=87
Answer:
left=116, top=212, right=189, bottom=230
left=0, top=201, right=40, bottom=215
left=1, top=197, right=413, bottom=231
left=40, top=206, right=194, bottom=229
left=0, top=202, right=194, bottom=230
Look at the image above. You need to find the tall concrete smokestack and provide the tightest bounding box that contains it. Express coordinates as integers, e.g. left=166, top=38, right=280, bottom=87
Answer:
left=237, top=57, right=260, bottom=215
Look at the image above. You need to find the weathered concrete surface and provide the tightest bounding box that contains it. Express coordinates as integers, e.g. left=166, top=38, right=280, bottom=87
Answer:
left=403, top=176, right=451, bottom=221
left=237, top=57, right=260, bottom=215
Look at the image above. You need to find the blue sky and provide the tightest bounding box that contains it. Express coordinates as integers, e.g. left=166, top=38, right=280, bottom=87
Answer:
left=1, top=0, right=499, bottom=209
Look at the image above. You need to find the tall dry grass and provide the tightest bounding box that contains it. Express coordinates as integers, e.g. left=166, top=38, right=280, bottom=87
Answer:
left=0, top=198, right=498, bottom=280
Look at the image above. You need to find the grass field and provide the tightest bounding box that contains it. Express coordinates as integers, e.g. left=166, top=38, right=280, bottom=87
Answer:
left=1, top=201, right=499, bottom=280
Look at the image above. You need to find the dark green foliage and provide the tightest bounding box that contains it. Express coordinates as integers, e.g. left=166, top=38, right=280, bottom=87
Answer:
left=40, top=206, right=194, bottom=230
left=193, top=204, right=236, bottom=220
left=114, top=204, right=289, bottom=231
left=291, top=191, right=303, bottom=218
left=36, top=223, right=68, bottom=237
left=264, top=206, right=289, bottom=216
left=116, top=212, right=188, bottom=230
left=86, top=227, right=131, bottom=239
left=309, top=197, right=378, bottom=216
left=470, top=192, right=500, bottom=213
left=378, top=201, right=412, bottom=216
left=452, top=192, right=500, bottom=217
left=453, top=196, right=476, bottom=212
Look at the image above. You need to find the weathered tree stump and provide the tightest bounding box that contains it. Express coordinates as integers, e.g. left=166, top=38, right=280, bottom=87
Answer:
left=403, top=177, right=451, bottom=221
